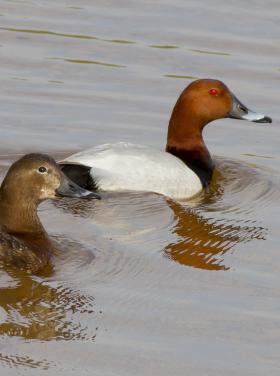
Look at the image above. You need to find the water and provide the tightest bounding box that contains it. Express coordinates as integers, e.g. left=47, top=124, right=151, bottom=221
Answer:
left=0, top=0, right=280, bottom=375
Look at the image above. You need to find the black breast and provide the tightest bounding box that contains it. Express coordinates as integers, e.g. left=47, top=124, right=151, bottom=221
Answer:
left=166, top=146, right=214, bottom=188
left=60, top=164, right=98, bottom=191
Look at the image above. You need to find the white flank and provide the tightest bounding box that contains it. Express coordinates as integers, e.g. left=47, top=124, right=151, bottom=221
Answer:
left=61, top=142, right=203, bottom=199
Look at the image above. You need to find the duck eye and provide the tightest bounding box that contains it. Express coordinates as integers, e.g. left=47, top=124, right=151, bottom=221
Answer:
left=209, top=88, right=219, bottom=96
left=38, top=166, right=47, bottom=174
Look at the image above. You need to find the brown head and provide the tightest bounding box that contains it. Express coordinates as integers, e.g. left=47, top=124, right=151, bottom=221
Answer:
left=0, top=153, right=99, bottom=234
left=166, top=79, right=272, bottom=186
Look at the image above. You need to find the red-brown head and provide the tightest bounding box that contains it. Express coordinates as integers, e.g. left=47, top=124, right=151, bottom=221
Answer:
left=166, top=79, right=272, bottom=187
left=167, top=78, right=271, bottom=145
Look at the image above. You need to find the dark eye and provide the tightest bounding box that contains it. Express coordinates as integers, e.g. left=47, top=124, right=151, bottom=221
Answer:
left=38, top=166, right=47, bottom=174
left=209, top=88, right=219, bottom=96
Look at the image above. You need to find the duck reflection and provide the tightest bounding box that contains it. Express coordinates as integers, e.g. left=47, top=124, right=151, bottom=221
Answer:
left=0, top=352, right=51, bottom=371
left=164, top=160, right=268, bottom=270
left=54, top=173, right=267, bottom=272
left=0, top=268, right=98, bottom=341
left=164, top=198, right=266, bottom=270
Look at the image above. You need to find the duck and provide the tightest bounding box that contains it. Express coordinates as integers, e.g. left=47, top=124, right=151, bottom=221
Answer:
left=60, top=79, right=272, bottom=199
left=0, top=153, right=100, bottom=273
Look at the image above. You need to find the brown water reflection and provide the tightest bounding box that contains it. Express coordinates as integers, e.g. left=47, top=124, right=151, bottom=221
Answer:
left=164, top=159, right=270, bottom=270
left=0, top=236, right=99, bottom=343
left=0, top=352, right=51, bottom=371
left=0, top=156, right=273, bottom=355
left=56, top=193, right=267, bottom=271
left=54, top=158, right=269, bottom=273
left=165, top=199, right=266, bottom=270
left=1, top=0, right=280, bottom=374
left=0, top=268, right=98, bottom=341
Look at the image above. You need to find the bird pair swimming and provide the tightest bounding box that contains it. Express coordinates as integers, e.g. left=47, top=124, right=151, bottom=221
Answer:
left=60, top=79, right=272, bottom=199
left=0, top=79, right=272, bottom=273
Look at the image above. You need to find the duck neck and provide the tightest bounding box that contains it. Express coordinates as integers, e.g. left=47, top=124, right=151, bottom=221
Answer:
left=166, top=102, right=214, bottom=187
left=0, top=190, right=50, bottom=246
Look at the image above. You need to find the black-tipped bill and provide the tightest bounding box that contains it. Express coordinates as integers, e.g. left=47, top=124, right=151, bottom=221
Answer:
left=228, top=94, right=272, bottom=124
left=56, top=174, right=100, bottom=199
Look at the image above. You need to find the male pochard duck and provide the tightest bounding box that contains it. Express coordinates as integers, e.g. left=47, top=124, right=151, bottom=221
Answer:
left=0, top=153, right=99, bottom=273
left=60, top=79, right=272, bottom=199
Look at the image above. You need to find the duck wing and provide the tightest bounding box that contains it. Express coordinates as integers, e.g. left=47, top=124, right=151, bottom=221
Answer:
left=0, top=232, right=47, bottom=273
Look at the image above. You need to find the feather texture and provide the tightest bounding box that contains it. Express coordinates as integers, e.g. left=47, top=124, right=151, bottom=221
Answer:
left=61, top=142, right=203, bottom=199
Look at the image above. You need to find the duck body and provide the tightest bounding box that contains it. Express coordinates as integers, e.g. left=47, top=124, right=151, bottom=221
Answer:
left=60, top=79, right=272, bottom=199
left=61, top=142, right=203, bottom=199
left=0, top=153, right=99, bottom=273
left=0, top=231, right=50, bottom=273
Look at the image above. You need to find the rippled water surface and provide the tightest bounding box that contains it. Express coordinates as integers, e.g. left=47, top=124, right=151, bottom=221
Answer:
left=1, top=1, right=280, bottom=375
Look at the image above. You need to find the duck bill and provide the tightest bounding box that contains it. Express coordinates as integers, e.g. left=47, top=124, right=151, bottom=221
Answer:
left=228, top=94, right=272, bottom=123
left=56, top=174, right=100, bottom=199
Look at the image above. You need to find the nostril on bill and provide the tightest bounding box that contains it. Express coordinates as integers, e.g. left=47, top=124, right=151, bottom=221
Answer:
left=237, top=104, right=247, bottom=113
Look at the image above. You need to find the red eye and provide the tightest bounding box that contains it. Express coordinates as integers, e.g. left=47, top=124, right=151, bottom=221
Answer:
left=209, top=88, right=219, bottom=96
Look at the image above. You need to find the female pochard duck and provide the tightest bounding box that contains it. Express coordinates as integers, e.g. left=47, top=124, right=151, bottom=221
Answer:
left=60, top=79, right=272, bottom=199
left=0, top=153, right=99, bottom=273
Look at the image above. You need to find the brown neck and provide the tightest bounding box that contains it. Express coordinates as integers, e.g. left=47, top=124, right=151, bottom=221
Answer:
left=0, top=190, right=51, bottom=248
left=166, top=98, right=214, bottom=187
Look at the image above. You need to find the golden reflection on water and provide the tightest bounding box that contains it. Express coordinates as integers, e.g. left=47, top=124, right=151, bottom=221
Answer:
left=0, top=0, right=278, bottom=373
left=164, top=160, right=269, bottom=270
left=0, top=267, right=98, bottom=341
left=165, top=199, right=266, bottom=270
left=53, top=159, right=269, bottom=273
left=0, top=157, right=273, bottom=346
left=0, top=352, right=51, bottom=371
